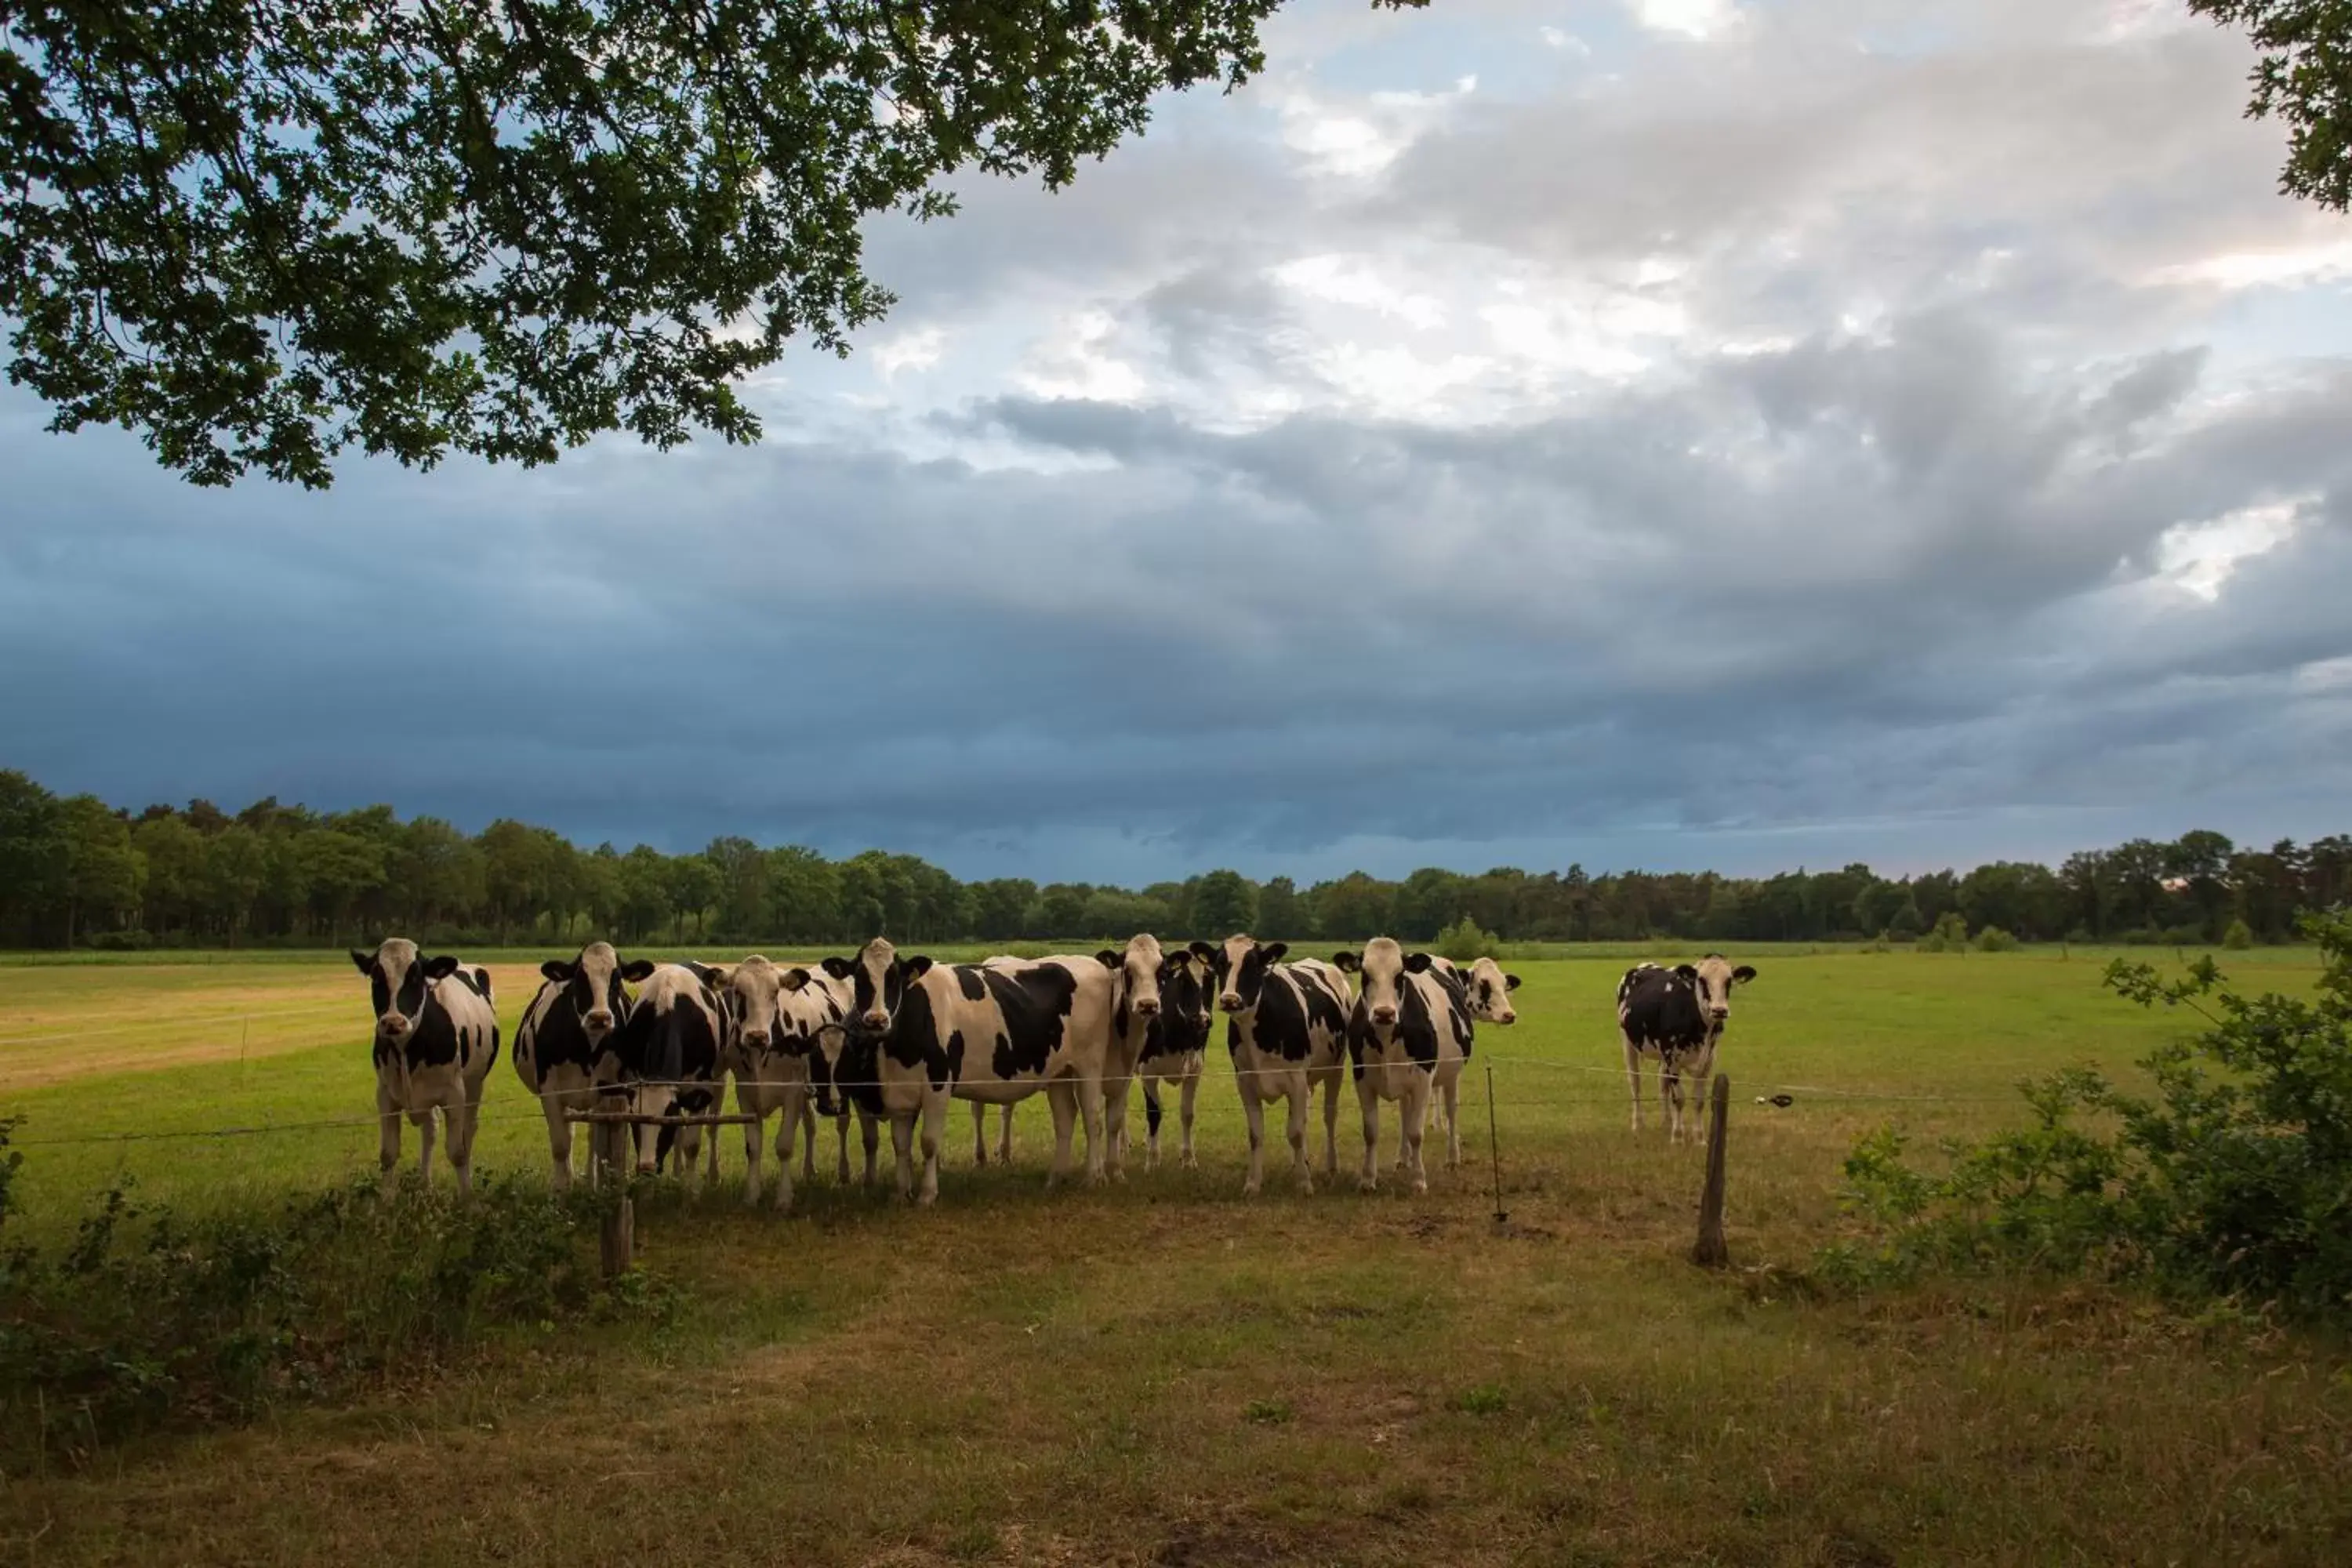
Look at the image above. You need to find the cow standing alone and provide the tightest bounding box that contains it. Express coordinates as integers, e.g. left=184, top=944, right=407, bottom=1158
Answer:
left=349, top=938, right=500, bottom=1194
left=1617, top=956, right=1757, bottom=1142
left=1335, top=938, right=1475, bottom=1192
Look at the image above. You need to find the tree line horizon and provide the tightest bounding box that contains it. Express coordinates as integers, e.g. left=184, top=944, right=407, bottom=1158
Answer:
left=1, top=768, right=2342, bottom=953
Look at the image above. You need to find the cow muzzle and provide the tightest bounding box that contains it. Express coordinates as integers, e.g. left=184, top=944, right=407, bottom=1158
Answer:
left=1134, top=996, right=1161, bottom=1017
left=861, top=1010, right=888, bottom=1030
left=743, top=1028, right=770, bottom=1050
left=377, top=1014, right=412, bottom=1039
left=1372, top=1005, right=1398, bottom=1025
left=1709, top=1007, right=1730, bottom=1024
left=584, top=1009, right=614, bottom=1033
left=1495, top=1011, right=1518, bottom=1026
left=1218, top=993, right=1243, bottom=1013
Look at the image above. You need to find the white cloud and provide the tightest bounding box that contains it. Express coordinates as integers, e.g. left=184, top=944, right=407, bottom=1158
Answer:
left=1540, top=26, right=1590, bottom=54
left=2154, top=498, right=2309, bottom=601
left=1629, top=0, right=1743, bottom=42
left=1013, top=310, right=1150, bottom=404
left=871, top=325, right=947, bottom=379
left=1269, top=74, right=1477, bottom=180
left=2147, top=240, right=2352, bottom=292
left=1272, top=252, right=1450, bottom=331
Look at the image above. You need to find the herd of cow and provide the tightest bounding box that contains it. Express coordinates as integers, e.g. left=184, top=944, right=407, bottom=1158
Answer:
left=347, top=935, right=1760, bottom=1208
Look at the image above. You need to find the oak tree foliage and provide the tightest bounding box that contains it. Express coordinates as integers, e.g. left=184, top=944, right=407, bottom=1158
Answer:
left=2192, top=1, right=2352, bottom=211
left=0, top=1, right=1421, bottom=488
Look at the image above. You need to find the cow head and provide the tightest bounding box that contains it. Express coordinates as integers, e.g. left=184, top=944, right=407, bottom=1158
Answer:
left=1461, top=956, right=1522, bottom=1025
left=716, top=955, right=793, bottom=1056
left=1211, top=935, right=1287, bottom=1014
left=1332, top=937, right=1430, bottom=1031
left=539, top=942, right=653, bottom=1044
left=1675, top=954, right=1758, bottom=1029
left=350, top=938, right=459, bottom=1044
left=1159, top=947, right=1216, bottom=1047
left=1097, top=934, right=1167, bottom=1021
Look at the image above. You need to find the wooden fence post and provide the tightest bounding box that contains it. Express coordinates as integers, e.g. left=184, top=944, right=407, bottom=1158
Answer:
left=1692, top=1073, right=1730, bottom=1269
left=601, top=1195, right=635, bottom=1278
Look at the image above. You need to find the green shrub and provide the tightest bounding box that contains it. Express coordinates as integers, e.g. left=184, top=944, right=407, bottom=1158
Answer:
left=1973, top=926, right=2020, bottom=953
left=1918, top=932, right=1948, bottom=953
left=2223, top=919, right=2254, bottom=951
left=2065, top=926, right=2095, bottom=946
left=0, top=1161, right=662, bottom=1468
left=1436, top=916, right=1499, bottom=963
left=1819, top=909, right=2352, bottom=1322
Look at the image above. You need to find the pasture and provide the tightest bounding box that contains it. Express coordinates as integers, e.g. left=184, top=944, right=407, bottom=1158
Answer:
left=2, top=945, right=2347, bottom=1566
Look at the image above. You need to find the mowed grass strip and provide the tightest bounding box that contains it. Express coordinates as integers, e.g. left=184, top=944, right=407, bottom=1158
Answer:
left=0, top=946, right=2344, bottom=1566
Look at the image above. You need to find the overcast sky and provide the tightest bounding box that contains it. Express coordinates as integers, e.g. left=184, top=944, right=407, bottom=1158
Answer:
left=5, top=0, right=2350, bottom=885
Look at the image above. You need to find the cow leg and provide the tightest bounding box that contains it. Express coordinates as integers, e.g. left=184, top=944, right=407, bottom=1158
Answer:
left=1403, top=1076, right=1430, bottom=1196
left=1287, top=1078, right=1315, bottom=1196
left=1624, top=1034, right=1646, bottom=1133
left=541, top=1093, right=575, bottom=1192
left=376, top=1080, right=402, bottom=1196
left=1443, top=1075, right=1463, bottom=1170
left=1103, top=1069, right=1131, bottom=1180
left=448, top=1091, right=481, bottom=1197
left=799, top=1097, right=819, bottom=1183
left=1240, top=1084, right=1269, bottom=1197
left=1687, top=1065, right=1711, bottom=1149
left=413, top=1107, right=437, bottom=1188
left=703, top=1111, right=721, bottom=1185
left=1662, top=1062, right=1686, bottom=1145
left=1178, top=1066, right=1201, bottom=1169
left=917, top=1093, right=946, bottom=1207
left=1076, top=1074, right=1109, bottom=1187
left=835, top=1109, right=852, bottom=1185
left=971, top=1101, right=989, bottom=1167
left=740, top=1083, right=767, bottom=1207
left=891, top=1113, right=918, bottom=1202
left=1357, top=1073, right=1382, bottom=1193
left=1045, top=1083, right=1079, bottom=1189
left=1319, top=1069, right=1342, bottom=1179
left=774, top=1085, right=802, bottom=1213
left=858, top=1111, right=880, bottom=1185
left=1142, top=1079, right=1164, bottom=1172
left=996, top=1104, right=1016, bottom=1165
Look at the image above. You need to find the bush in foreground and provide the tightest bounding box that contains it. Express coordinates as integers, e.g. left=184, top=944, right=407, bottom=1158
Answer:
left=0, top=1160, right=664, bottom=1468
left=1820, top=911, right=2352, bottom=1321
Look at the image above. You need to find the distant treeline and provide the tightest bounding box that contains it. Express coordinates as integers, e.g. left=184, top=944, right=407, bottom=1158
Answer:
left=0, top=768, right=2343, bottom=952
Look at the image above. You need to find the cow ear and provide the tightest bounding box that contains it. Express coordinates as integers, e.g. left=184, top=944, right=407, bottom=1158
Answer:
left=1261, top=941, right=1288, bottom=963
left=704, top=964, right=734, bottom=989
left=540, top=959, right=572, bottom=983
left=1189, top=940, right=1218, bottom=964
left=902, top=956, right=934, bottom=980
left=1403, top=952, right=1433, bottom=973
left=422, top=954, right=462, bottom=980
left=1732, top=965, right=1757, bottom=984
left=820, top=955, right=856, bottom=979
left=1504, top=974, right=1522, bottom=990
left=349, top=949, right=375, bottom=975
left=1095, top=949, right=1121, bottom=969
left=1331, top=951, right=1359, bottom=973
left=1674, top=964, right=1699, bottom=981
left=619, top=959, right=657, bottom=983
left=780, top=967, right=810, bottom=992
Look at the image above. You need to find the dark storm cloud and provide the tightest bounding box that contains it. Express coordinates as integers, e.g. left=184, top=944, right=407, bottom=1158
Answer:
left=5, top=0, right=2351, bottom=881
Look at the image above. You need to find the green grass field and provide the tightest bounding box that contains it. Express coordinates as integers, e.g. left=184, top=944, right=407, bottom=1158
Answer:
left=2, top=945, right=2347, bottom=1566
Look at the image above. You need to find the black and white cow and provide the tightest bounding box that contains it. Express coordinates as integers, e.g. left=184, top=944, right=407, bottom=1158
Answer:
left=1095, top=933, right=1170, bottom=1179
left=1134, top=945, right=1217, bottom=1172
left=348, top=938, right=499, bottom=1194
left=1617, top=955, right=1758, bottom=1142
left=966, top=952, right=1120, bottom=1185
left=1211, top=935, right=1353, bottom=1196
left=1424, top=955, right=1519, bottom=1147
left=713, top=954, right=856, bottom=1210
left=608, top=961, right=730, bottom=1178
left=1334, top=938, right=1475, bottom=1192
left=794, top=938, right=955, bottom=1204
left=516, top=942, right=655, bottom=1188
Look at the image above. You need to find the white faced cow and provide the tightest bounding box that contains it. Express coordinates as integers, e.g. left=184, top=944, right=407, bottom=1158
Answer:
left=796, top=938, right=956, bottom=1205
left=1211, top=935, right=1353, bottom=1196
left=1425, top=955, right=1519, bottom=1147
left=348, top=938, right=499, bottom=1194
left=516, top=942, right=655, bottom=1188
left=1334, top=938, right=1475, bottom=1192
left=1617, top=955, right=1758, bottom=1142
left=713, top=954, right=857, bottom=1210
left=1132, top=943, right=1217, bottom=1172
left=1094, top=933, right=1170, bottom=1180
left=609, top=962, right=731, bottom=1178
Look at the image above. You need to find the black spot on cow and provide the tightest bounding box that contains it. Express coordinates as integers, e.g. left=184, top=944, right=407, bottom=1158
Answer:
left=1617, top=964, right=1712, bottom=1069
left=946, top=1029, right=966, bottom=1083
left=975, top=963, right=1077, bottom=1080
left=956, top=967, right=988, bottom=1002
